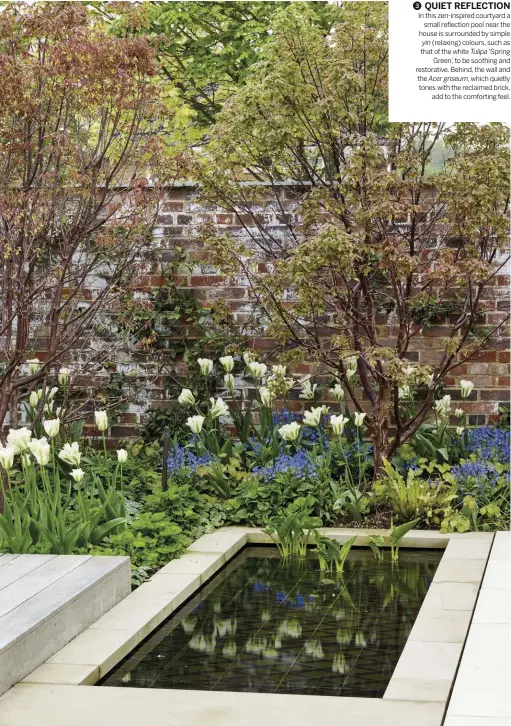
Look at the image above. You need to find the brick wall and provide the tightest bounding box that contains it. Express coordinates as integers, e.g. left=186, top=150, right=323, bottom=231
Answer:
left=92, top=184, right=510, bottom=440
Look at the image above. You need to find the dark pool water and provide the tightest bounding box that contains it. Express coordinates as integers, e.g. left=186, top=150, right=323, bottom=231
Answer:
left=101, top=546, right=441, bottom=697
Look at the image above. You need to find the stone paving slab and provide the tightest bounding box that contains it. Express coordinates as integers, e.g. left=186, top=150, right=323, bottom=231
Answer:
left=0, top=683, right=446, bottom=726
left=445, top=531, right=510, bottom=723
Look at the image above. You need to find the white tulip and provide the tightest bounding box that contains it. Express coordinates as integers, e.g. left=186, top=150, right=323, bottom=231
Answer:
left=197, top=358, right=213, bottom=376
left=278, top=421, right=302, bottom=441
left=329, top=383, right=344, bottom=401
left=70, top=468, right=85, bottom=482
left=48, top=386, right=58, bottom=401
left=44, top=402, right=54, bottom=415
left=299, top=377, right=317, bottom=400
left=186, top=415, right=205, bottom=434
left=94, top=410, right=108, bottom=432
left=0, top=446, right=15, bottom=471
left=258, top=386, right=274, bottom=407
left=6, top=427, right=32, bottom=454
left=330, top=414, right=349, bottom=436
left=456, top=426, right=465, bottom=436
left=58, top=367, right=70, bottom=386
left=455, top=408, right=464, bottom=418
left=247, top=361, right=267, bottom=379
left=460, top=380, right=474, bottom=399
left=178, top=389, right=196, bottom=407
left=272, top=364, right=287, bottom=376
left=223, top=373, right=235, bottom=391
left=345, top=357, right=358, bottom=380
left=243, top=351, right=256, bottom=365
left=209, top=397, right=230, bottom=419
left=320, top=405, right=330, bottom=415
left=28, top=437, right=50, bottom=466
left=398, top=385, right=411, bottom=399
left=353, top=412, right=367, bottom=428
left=117, top=448, right=128, bottom=463
left=219, top=356, right=234, bottom=373
left=303, top=407, right=323, bottom=427
left=26, top=358, right=40, bottom=375
left=58, top=441, right=81, bottom=467
left=433, top=395, right=451, bottom=418
left=43, top=419, right=60, bottom=439
left=29, top=391, right=39, bottom=408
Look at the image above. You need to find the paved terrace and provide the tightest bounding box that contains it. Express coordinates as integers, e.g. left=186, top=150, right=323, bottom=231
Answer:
left=0, top=529, right=508, bottom=725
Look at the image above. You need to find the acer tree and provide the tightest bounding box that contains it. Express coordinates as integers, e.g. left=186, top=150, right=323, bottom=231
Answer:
left=198, top=3, right=510, bottom=473
left=0, top=2, right=182, bottom=429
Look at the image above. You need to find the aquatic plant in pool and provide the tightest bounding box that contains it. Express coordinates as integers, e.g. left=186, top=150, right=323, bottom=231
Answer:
left=100, top=546, right=441, bottom=697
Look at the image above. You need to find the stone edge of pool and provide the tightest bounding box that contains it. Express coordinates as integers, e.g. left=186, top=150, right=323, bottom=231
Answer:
left=4, top=527, right=495, bottom=726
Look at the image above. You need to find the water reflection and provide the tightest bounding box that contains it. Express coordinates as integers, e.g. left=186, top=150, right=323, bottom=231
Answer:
left=101, top=547, right=440, bottom=697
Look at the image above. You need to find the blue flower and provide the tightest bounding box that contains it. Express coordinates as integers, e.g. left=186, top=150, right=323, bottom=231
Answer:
left=166, top=445, right=213, bottom=475
left=253, top=449, right=318, bottom=481
left=464, top=427, right=510, bottom=465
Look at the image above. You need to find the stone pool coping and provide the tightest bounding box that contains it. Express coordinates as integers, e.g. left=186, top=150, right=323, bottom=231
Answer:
left=2, top=527, right=495, bottom=726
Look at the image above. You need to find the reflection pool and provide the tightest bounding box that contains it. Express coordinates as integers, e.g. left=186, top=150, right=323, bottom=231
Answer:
left=101, top=546, right=441, bottom=697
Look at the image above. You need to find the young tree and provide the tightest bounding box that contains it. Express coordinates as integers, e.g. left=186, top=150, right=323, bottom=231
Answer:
left=0, top=2, right=181, bottom=430
left=197, top=3, right=510, bottom=474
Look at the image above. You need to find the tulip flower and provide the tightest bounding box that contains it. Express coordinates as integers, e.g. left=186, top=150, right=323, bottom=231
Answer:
left=398, top=385, right=411, bottom=399
left=28, top=437, right=51, bottom=467
left=433, top=395, right=451, bottom=418
left=460, top=380, right=474, bottom=399
left=353, top=412, right=367, bottom=427
left=58, top=442, right=81, bottom=467
left=278, top=421, right=301, bottom=441
left=94, top=410, right=108, bottom=432
left=117, top=448, right=128, bottom=463
left=219, top=356, right=234, bottom=373
left=186, top=415, right=205, bottom=434
left=6, top=427, right=32, bottom=454
left=48, top=386, right=58, bottom=401
left=299, top=377, right=317, bottom=400
left=258, top=386, right=274, bottom=407
left=209, top=397, right=229, bottom=419
left=58, top=367, right=70, bottom=386
left=303, top=407, right=323, bottom=427
left=247, top=361, right=267, bottom=379
left=329, top=384, right=344, bottom=402
left=197, top=358, right=213, bottom=376
left=43, top=419, right=60, bottom=439
left=222, top=373, right=234, bottom=392
left=272, top=364, right=287, bottom=376
left=456, top=426, right=464, bottom=436
left=330, top=414, right=349, bottom=436
left=70, top=468, right=85, bottom=482
left=0, top=446, right=15, bottom=472
left=178, top=389, right=196, bottom=407
left=243, top=351, right=255, bottom=365
left=29, top=391, right=39, bottom=408
left=26, top=358, right=41, bottom=375
left=455, top=408, right=464, bottom=418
